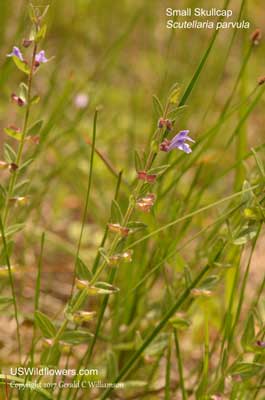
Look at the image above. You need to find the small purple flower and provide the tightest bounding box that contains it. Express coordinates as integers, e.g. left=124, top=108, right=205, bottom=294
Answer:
left=35, top=50, right=48, bottom=64
left=7, top=46, right=24, bottom=61
left=160, top=130, right=195, bottom=154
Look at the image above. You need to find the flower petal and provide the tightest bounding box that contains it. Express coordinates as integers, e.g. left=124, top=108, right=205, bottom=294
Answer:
left=171, top=130, right=189, bottom=143
left=177, top=143, right=192, bottom=154
left=7, top=46, right=23, bottom=61
left=35, top=50, right=48, bottom=63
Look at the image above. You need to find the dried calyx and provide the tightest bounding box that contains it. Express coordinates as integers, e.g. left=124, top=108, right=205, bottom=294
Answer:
left=136, top=193, right=156, bottom=213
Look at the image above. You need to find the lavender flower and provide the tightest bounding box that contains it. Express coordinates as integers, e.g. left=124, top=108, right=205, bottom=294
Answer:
left=35, top=50, right=48, bottom=64
left=7, top=46, right=24, bottom=61
left=160, top=130, right=195, bottom=154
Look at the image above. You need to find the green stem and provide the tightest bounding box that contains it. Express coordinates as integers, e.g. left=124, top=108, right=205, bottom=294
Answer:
left=165, top=334, right=172, bottom=400
left=3, top=41, right=38, bottom=225
left=70, top=109, right=98, bottom=295
left=0, top=217, right=22, bottom=362
left=174, top=330, right=187, bottom=400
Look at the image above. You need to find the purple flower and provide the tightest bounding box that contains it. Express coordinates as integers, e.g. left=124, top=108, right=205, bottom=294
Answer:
left=7, top=46, right=24, bottom=61
left=35, top=50, right=48, bottom=64
left=160, top=130, right=195, bottom=154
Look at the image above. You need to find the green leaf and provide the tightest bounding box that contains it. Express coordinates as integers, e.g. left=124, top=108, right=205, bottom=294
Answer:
left=251, top=148, right=265, bottom=181
left=241, top=313, right=255, bottom=350
left=169, top=315, right=191, bottom=330
left=208, top=238, right=225, bottom=263
left=98, top=248, right=110, bottom=264
left=93, top=281, right=120, bottom=294
left=127, top=221, right=147, bottom=231
left=168, top=104, right=187, bottom=118
left=4, top=143, right=16, bottom=163
left=0, top=185, right=6, bottom=209
left=34, top=311, right=56, bottom=338
left=169, top=86, right=181, bottom=105
left=179, top=25, right=219, bottom=107
left=198, top=275, right=220, bottom=291
left=30, top=95, right=40, bottom=105
left=110, top=200, right=123, bottom=224
left=35, top=24, right=47, bottom=42
left=4, top=127, right=22, bottom=141
left=19, top=82, right=28, bottom=102
left=29, top=25, right=37, bottom=41
left=41, top=343, right=60, bottom=366
left=76, top=257, right=92, bottom=281
left=241, top=180, right=254, bottom=205
left=228, top=362, right=263, bottom=379
left=113, top=341, right=135, bottom=351
left=12, top=56, right=30, bottom=74
left=61, top=329, right=93, bottom=344
left=0, top=297, right=13, bottom=306
left=27, top=120, right=43, bottom=136
left=148, top=165, right=169, bottom=175
left=14, top=179, right=30, bottom=195
left=28, top=4, right=37, bottom=23
left=40, top=5, right=50, bottom=20
left=4, top=224, right=25, bottom=238
left=134, top=150, right=143, bottom=172
left=233, top=225, right=259, bottom=245
left=19, top=158, right=34, bottom=173
left=152, top=95, right=163, bottom=117
left=106, top=351, right=119, bottom=381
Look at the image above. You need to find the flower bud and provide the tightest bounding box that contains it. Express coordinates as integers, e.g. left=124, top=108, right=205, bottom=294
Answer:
left=251, top=28, right=262, bottom=45
left=137, top=170, right=157, bottom=183
left=72, top=311, right=96, bottom=324
left=108, top=223, right=129, bottom=237
left=136, top=193, right=156, bottom=212
left=108, top=255, right=120, bottom=266
left=165, top=119, right=173, bottom=130
left=75, top=278, right=89, bottom=290
left=191, top=288, right=212, bottom=297
left=121, top=250, right=133, bottom=263
left=158, top=118, right=166, bottom=128
left=11, top=93, right=25, bottom=107
left=8, top=163, right=19, bottom=172
left=159, top=139, right=171, bottom=152
left=9, top=196, right=28, bottom=206
left=22, top=39, right=33, bottom=48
